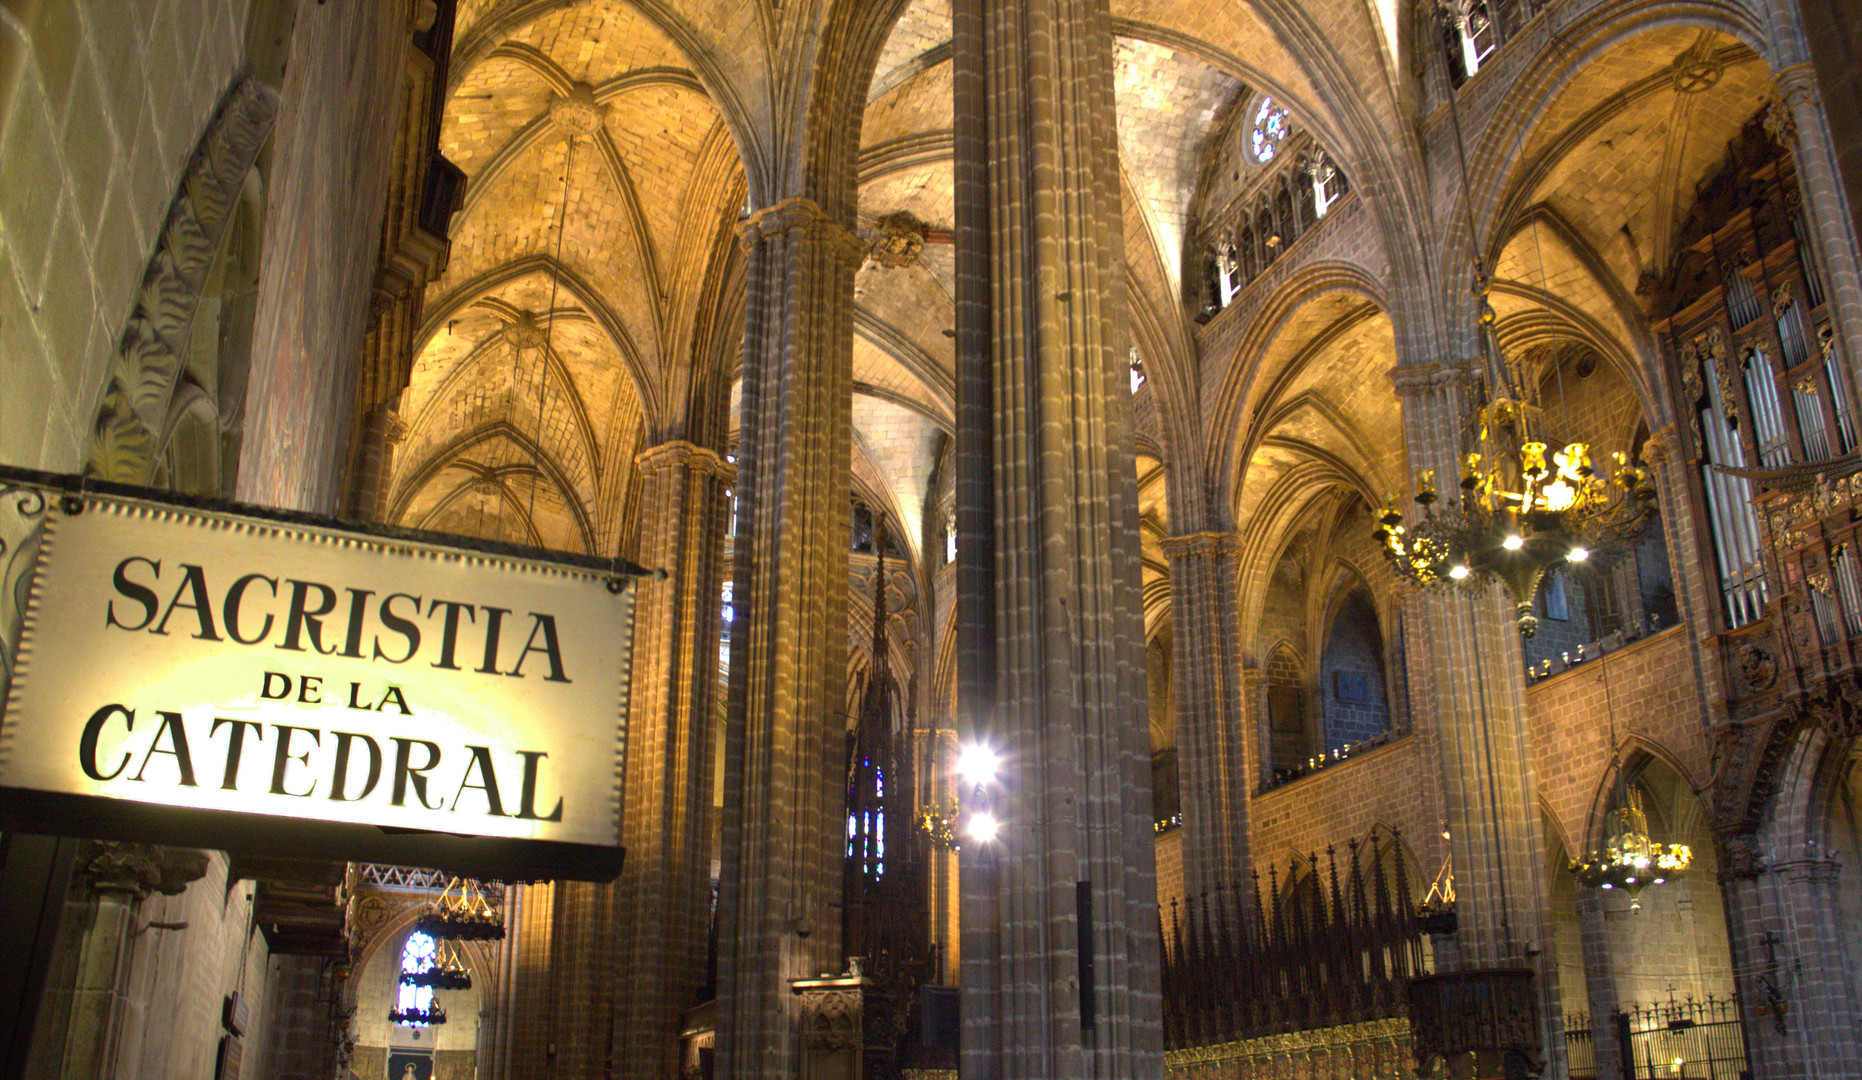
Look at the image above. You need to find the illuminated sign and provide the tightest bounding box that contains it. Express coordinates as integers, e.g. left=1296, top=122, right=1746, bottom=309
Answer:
left=0, top=491, right=640, bottom=879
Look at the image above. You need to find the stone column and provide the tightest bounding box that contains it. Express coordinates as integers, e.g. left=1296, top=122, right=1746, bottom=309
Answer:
left=616, top=440, right=732, bottom=1080
left=715, top=197, right=861, bottom=1080
left=25, top=843, right=208, bottom=1080
left=346, top=404, right=408, bottom=521
left=547, top=879, right=616, bottom=1078
left=1161, top=532, right=1250, bottom=901
left=1765, top=856, right=1862, bottom=1078
left=1573, top=890, right=1626, bottom=1080
left=1391, top=364, right=1565, bottom=1068
left=953, top=1, right=1162, bottom=1078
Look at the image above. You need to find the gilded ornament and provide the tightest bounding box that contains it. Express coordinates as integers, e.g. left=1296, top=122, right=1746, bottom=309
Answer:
left=1806, top=560, right=1833, bottom=598
left=1716, top=362, right=1740, bottom=426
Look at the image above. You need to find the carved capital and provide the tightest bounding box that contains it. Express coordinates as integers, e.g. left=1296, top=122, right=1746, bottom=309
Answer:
left=1387, top=362, right=1462, bottom=399
left=1773, top=856, right=1841, bottom=886
left=635, top=439, right=733, bottom=481
left=1160, top=531, right=1243, bottom=563
left=1640, top=423, right=1681, bottom=465
left=1771, top=64, right=1821, bottom=112
left=1715, top=829, right=1766, bottom=882
left=78, top=841, right=210, bottom=900
left=364, top=403, right=409, bottom=446
left=735, top=197, right=866, bottom=265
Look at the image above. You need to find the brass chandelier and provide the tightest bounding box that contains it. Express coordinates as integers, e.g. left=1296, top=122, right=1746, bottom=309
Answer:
left=1372, top=312, right=1659, bottom=636
left=1378, top=32, right=1659, bottom=636
left=413, top=876, right=506, bottom=941
left=1569, top=781, right=1692, bottom=913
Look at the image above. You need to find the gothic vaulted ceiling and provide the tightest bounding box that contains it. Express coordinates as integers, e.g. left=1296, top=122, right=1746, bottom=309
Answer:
left=389, top=0, right=1783, bottom=645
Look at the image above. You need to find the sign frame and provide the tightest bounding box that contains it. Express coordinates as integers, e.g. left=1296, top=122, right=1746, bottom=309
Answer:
left=0, top=466, right=654, bottom=882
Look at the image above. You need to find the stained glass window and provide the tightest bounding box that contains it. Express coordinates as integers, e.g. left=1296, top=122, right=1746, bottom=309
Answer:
left=1250, top=97, right=1289, bottom=163
left=396, top=931, right=437, bottom=1021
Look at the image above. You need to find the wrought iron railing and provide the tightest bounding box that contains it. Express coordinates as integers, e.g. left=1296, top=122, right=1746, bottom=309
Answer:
left=1564, top=994, right=1747, bottom=1080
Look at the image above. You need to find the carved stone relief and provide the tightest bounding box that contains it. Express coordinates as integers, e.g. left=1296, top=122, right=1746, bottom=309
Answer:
left=89, top=75, right=278, bottom=484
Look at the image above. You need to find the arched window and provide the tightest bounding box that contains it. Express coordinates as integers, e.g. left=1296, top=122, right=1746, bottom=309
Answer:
left=719, top=580, right=734, bottom=666
left=1311, top=153, right=1347, bottom=217
left=1203, top=249, right=1224, bottom=314
left=1275, top=181, right=1297, bottom=245
left=396, top=931, right=439, bottom=1024
left=1250, top=96, right=1289, bottom=163
left=1295, top=163, right=1317, bottom=230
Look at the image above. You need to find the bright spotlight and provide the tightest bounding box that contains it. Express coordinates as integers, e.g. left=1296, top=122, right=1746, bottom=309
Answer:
left=1502, top=534, right=1525, bottom=551
left=1448, top=564, right=1470, bottom=580
left=966, top=812, right=999, bottom=843
left=1568, top=546, right=1590, bottom=562
left=956, top=743, right=1000, bottom=786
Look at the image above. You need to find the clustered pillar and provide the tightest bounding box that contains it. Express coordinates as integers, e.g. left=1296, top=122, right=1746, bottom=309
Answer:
left=952, top=1, right=1162, bottom=1077
left=615, top=441, right=733, bottom=1080
left=1390, top=362, right=1565, bottom=1066
left=1161, top=532, right=1250, bottom=903
left=715, top=198, right=863, bottom=1080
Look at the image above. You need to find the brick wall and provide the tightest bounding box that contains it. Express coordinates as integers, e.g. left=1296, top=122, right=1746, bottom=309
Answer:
left=1524, top=625, right=1735, bottom=1010
left=1250, top=736, right=1442, bottom=904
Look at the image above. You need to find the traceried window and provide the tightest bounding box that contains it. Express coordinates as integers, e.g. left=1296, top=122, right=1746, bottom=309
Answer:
left=396, top=931, right=438, bottom=1024
left=1250, top=97, right=1288, bottom=163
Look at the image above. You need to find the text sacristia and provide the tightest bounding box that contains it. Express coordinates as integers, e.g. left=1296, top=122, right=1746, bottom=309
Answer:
left=77, top=556, right=571, bottom=823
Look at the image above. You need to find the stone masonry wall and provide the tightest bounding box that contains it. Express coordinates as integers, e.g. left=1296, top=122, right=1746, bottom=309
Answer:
left=0, top=0, right=254, bottom=471
left=237, top=0, right=412, bottom=513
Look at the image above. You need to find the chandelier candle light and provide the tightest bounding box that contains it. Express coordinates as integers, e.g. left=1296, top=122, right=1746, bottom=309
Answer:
left=1372, top=344, right=1659, bottom=636
left=1569, top=784, right=1692, bottom=912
